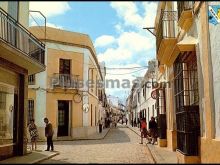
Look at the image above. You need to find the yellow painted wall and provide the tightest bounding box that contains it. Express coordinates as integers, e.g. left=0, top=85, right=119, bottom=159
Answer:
left=88, top=94, right=99, bottom=127
left=0, top=67, right=19, bottom=87
left=29, top=26, right=103, bottom=81
left=45, top=48, right=84, bottom=128
left=201, top=138, right=220, bottom=163
left=47, top=48, right=84, bottom=86
left=46, top=92, right=83, bottom=128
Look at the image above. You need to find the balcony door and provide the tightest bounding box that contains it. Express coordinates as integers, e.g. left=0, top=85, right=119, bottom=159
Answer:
left=59, top=59, right=71, bottom=87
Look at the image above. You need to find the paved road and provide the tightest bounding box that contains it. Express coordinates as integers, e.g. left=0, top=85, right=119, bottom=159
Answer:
left=38, top=125, right=154, bottom=164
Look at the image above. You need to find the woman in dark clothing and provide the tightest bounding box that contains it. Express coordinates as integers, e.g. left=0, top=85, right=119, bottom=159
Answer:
left=148, top=117, right=158, bottom=144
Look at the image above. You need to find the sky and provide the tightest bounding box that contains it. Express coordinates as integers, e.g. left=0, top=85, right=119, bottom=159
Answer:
left=29, top=1, right=158, bottom=103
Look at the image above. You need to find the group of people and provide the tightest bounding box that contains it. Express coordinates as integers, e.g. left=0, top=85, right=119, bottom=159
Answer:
left=140, top=117, right=158, bottom=145
left=28, top=118, right=54, bottom=151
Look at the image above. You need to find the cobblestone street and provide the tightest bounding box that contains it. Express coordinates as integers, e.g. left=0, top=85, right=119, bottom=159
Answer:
left=38, top=125, right=154, bottom=164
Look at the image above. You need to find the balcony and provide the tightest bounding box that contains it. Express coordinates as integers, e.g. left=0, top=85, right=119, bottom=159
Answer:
left=52, top=73, right=79, bottom=89
left=0, top=8, right=45, bottom=74
left=177, top=1, right=195, bottom=31
left=156, top=10, right=178, bottom=65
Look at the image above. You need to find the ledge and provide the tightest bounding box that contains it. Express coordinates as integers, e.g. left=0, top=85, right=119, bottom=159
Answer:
left=178, top=10, right=193, bottom=32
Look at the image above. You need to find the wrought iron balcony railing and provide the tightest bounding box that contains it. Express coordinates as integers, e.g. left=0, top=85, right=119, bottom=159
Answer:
left=156, top=10, right=177, bottom=53
left=0, top=8, right=45, bottom=65
left=177, top=1, right=195, bottom=20
left=52, top=73, right=79, bottom=89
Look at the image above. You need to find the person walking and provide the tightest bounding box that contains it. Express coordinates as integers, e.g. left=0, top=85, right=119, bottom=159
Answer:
left=44, top=118, right=54, bottom=151
left=148, top=117, right=158, bottom=144
left=139, top=118, right=147, bottom=144
left=134, top=118, right=137, bottom=127
left=126, top=118, right=128, bottom=125
left=137, top=118, right=140, bottom=128
left=97, top=118, right=103, bottom=133
left=28, top=119, right=38, bottom=151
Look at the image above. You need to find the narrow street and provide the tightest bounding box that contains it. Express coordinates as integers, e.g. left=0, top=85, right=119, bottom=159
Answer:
left=38, top=125, right=154, bottom=164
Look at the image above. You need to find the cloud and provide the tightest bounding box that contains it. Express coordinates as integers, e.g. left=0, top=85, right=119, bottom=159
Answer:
left=114, top=24, right=124, bottom=34
left=110, top=2, right=143, bottom=29
left=29, top=2, right=71, bottom=18
left=95, top=35, right=116, bottom=47
left=30, top=21, right=63, bottom=29
left=98, top=48, right=132, bottom=63
left=97, top=31, right=154, bottom=64
left=46, top=23, right=63, bottom=29
left=118, top=32, right=153, bottom=52
left=110, top=2, right=158, bottom=30
left=142, top=2, right=158, bottom=27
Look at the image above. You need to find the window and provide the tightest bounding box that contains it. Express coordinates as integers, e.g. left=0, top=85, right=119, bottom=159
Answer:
left=0, top=86, right=14, bottom=145
left=28, top=100, right=34, bottom=124
left=0, top=92, right=6, bottom=109
left=138, top=92, right=140, bottom=103
left=91, top=70, right=94, bottom=92
left=96, top=75, right=98, bottom=96
left=152, top=105, right=154, bottom=117
left=91, top=104, right=93, bottom=126
left=148, top=107, right=150, bottom=122
left=59, top=59, right=71, bottom=74
left=174, top=52, right=200, bottom=156
left=58, top=110, right=65, bottom=126
left=95, top=106, right=97, bottom=125
left=28, top=74, right=35, bottom=85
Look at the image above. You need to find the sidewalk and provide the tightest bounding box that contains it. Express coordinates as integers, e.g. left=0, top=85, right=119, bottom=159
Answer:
left=127, top=125, right=177, bottom=164
left=1, top=128, right=110, bottom=164
left=0, top=150, right=59, bottom=164
left=72, top=127, right=111, bottom=140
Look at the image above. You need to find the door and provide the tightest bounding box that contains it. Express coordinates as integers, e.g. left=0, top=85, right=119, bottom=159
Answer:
left=57, top=101, right=69, bottom=137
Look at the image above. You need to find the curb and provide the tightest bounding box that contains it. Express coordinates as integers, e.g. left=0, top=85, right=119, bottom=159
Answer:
left=32, top=152, right=60, bottom=164
left=36, top=128, right=111, bottom=142
left=126, top=125, right=156, bottom=164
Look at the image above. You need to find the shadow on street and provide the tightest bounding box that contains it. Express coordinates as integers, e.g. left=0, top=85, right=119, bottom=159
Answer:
left=38, top=127, right=131, bottom=146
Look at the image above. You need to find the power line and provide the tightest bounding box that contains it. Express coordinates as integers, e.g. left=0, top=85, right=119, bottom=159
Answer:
left=106, top=68, right=147, bottom=75
left=105, top=66, right=148, bottom=70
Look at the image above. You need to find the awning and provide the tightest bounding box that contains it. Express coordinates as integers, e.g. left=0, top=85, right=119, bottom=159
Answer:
left=177, top=36, right=198, bottom=52
left=167, top=36, right=198, bottom=66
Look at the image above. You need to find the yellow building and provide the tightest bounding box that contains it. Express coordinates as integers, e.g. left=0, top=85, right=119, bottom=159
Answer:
left=28, top=26, right=104, bottom=140
left=0, top=2, right=45, bottom=160
left=154, top=1, right=220, bottom=163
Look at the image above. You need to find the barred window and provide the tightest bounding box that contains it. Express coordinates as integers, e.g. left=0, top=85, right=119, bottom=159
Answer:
left=0, top=92, right=6, bottom=109
left=28, top=75, right=35, bottom=85
left=28, top=100, right=34, bottom=124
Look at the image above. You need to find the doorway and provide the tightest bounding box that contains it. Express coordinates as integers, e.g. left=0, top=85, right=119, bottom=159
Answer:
left=174, top=51, right=200, bottom=156
left=57, top=100, right=69, bottom=137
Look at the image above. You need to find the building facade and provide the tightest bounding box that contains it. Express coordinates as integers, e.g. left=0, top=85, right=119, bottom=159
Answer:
left=0, top=2, right=45, bottom=160
left=154, top=1, right=220, bottom=163
left=28, top=26, right=104, bottom=140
